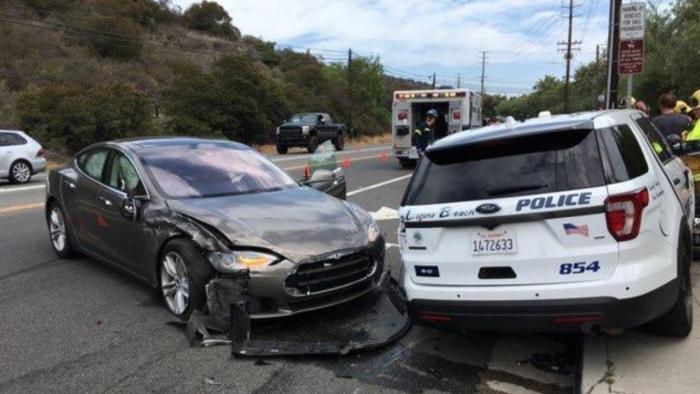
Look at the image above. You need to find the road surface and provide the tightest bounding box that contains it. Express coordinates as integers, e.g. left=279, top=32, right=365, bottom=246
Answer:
left=0, top=144, right=577, bottom=393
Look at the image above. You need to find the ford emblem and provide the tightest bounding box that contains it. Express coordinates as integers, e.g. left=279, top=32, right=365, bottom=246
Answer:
left=476, top=203, right=501, bottom=214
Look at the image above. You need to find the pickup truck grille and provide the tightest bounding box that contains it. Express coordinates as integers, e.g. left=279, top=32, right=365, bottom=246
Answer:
left=279, top=126, right=301, bottom=136
left=285, top=251, right=374, bottom=295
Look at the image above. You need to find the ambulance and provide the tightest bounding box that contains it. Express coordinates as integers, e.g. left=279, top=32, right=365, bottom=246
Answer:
left=392, top=89, right=482, bottom=167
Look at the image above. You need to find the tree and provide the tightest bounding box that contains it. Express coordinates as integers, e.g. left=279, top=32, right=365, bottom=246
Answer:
left=163, top=56, right=289, bottom=144
left=15, top=82, right=152, bottom=153
left=182, top=1, right=241, bottom=40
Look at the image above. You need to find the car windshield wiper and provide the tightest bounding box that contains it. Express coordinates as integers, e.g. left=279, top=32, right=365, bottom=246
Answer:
left=486, top=184, right=549, bottom=197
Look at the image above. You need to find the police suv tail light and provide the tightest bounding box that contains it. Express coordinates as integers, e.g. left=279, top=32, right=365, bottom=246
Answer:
left=398, top=111, right=408, bottom=121
left=605, top=188, right=649, bottom=241
left=452, top=110, right=461, bottom=120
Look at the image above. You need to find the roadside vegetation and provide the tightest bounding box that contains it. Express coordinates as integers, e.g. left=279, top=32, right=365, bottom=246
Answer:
left=494, top=0, right=700, bottom=119
left=0, top=0, right=425, bottom=155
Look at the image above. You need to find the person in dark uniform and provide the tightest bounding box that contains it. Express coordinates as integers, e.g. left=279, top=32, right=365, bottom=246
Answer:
left=413, top=109, right=438, bottom=153
left=653, top=93, right=692, bottom=140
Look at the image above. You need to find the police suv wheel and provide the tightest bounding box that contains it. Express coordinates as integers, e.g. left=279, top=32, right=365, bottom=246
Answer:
left=276, top=144, right=288, bottom=154
left=648, top=240, right=693, bottom=337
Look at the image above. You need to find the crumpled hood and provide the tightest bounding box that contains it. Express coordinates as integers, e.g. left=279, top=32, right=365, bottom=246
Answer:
left=166, top=188, right=370, bottom=262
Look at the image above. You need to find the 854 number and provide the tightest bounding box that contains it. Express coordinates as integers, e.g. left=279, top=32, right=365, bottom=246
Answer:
left=559, top=261, right=600, bottom=275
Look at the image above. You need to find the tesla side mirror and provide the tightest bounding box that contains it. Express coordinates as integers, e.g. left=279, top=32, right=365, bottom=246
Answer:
left=121, top=189, right=147, bottom=221
left=308, top=169, right=334, bottom=184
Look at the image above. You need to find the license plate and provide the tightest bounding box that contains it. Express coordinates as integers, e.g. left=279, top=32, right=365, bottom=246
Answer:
left=470, top=229, right=517, bottom=256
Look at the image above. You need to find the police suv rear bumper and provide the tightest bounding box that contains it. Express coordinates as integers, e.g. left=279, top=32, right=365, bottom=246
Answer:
left=406, top=278, right=679, bottom=332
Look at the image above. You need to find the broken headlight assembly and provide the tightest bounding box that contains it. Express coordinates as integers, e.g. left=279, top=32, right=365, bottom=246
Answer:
left=208, top=250, right=279, bottom=272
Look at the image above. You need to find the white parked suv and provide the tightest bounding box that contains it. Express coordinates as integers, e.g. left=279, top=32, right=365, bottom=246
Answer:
left=398, top=110, right=694, bottom=336
left=0, top=130, right=47, bottom=184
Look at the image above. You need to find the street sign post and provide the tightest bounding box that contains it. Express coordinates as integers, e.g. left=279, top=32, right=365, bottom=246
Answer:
left=618, top=2, right=645, bottom=108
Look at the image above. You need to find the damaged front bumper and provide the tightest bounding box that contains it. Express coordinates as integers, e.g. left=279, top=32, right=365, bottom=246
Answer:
left=210, top=242, right=386, bottom=319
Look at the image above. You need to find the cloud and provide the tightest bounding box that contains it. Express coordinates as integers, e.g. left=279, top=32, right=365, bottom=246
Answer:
left=172, top=0, right=672, bottom=93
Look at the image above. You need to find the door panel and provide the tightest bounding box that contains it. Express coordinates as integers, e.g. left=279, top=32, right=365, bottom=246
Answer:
left=97, top=151, right=155, bottom=277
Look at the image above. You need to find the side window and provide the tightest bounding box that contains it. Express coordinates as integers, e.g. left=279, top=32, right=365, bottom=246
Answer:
left=0, top=133, right=9, bottom=146
left=634, top=116, right=673, bottom=162
left=108, top=152, right=145, bottom=195
left=78, top=149, right=109, bottom=181
left=597, top=125, right=649, bottom=183
left=8, top=133, right=27, bottom=145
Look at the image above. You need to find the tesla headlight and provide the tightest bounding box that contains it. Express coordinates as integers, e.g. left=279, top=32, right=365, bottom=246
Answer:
left=301, top=125, right=310, bottom=135
left=208, top=250, right=278, bottom=272
left=367, top=220, right=381, bottom=243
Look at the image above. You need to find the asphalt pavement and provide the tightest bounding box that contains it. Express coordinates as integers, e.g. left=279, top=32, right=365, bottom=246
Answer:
left=0, top=144, right=577, bottom=393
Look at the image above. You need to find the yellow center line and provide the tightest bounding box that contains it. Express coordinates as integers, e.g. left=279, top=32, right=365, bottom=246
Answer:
left=0, top=202, right=44, bottom=215
left=282, top=154, right=386, bottom=171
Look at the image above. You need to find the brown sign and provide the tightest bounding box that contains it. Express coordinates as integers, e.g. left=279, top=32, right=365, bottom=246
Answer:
left=619, top=39, right=644, bottom=75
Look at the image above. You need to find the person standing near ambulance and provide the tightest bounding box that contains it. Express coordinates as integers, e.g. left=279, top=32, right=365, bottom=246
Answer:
left=413, top=109, right=438, bottom=153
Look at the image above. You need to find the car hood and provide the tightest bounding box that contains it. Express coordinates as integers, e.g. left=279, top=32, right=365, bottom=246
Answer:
left=166, top=188, right=369, bottom=262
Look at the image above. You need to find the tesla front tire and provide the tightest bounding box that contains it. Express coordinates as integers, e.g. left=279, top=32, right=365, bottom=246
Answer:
left=159, top=239, right=214, bottom=320
left=47, top=203, right=76, bottom=258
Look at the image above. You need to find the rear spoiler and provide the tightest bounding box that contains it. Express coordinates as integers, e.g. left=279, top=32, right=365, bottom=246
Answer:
left=425, top=120, right=595, bottom=165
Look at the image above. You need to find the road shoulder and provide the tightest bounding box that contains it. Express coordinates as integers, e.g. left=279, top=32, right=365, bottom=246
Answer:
left=581, top=263, right=700, bottom=394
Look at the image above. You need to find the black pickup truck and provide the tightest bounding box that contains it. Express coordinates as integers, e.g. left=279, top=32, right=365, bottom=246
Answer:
left=275, top=113, right=346, bottom=154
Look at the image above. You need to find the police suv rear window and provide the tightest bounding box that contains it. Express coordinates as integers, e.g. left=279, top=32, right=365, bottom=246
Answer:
left=403, top=130, right=605, bottom=205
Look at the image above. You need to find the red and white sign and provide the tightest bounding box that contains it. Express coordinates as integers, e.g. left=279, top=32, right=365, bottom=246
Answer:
left=619, top=39, right=644, bottom=75
left=618, top=2, right=645, bottom=75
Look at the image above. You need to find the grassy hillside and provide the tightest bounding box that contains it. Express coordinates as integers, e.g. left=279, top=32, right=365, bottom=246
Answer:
left=0, top=0, right=425, bottom=154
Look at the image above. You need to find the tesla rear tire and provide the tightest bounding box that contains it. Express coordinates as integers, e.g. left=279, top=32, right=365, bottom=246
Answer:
left=47, top=203, right=76, bottom=258
left=648, top=241, right=693, bottom=337
left=159, top=239, right=215, bottom=320
left=9, top=160, right=32, bottom=184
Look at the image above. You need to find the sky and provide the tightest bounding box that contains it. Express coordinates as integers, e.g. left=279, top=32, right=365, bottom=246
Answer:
left=172, top=0, right=673, bottom=95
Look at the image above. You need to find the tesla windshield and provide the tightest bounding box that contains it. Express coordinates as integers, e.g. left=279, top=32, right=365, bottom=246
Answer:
left=140, top=144, right=297, bottom=198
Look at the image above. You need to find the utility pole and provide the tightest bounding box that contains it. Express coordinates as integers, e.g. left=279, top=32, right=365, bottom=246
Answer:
left=457, top=73, right=461, bottom=89
left=347, top=48, right=353, bottom=135
left=557, top=0, right=581, bottom=113
left=431, top=72, right=436, bottom=89
left=606, top=0, right=622, bottom=109
left=479, top=51, right=487, bottom=98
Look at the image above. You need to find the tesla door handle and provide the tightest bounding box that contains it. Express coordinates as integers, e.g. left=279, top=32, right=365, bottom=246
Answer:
left=98, top=197, right=113, bottom=206
left=64, top=180, right=77, bottom=189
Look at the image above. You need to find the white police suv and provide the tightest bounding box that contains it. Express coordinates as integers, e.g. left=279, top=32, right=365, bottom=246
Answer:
left=398, top=110, right=694, bottom=336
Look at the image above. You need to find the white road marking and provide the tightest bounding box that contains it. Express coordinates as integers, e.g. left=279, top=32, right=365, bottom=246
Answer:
left=268, top=145, right=391, bottom=163
left=370, top=206, right=399, bottom=221
left=385, top=243, right=399, bottom=249
left=0, top=184, right=45, bottom=194
left=347, top=174, right=412, bottom=197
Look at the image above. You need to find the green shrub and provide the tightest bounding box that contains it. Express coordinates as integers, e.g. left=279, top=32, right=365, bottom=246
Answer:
left=15, top=82, right=152, bottom=153
left=86, top=16, right=144, bottom=60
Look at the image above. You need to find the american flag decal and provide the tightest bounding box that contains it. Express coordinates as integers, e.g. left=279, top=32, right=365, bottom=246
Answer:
left=563, top=223, right=589, bottom=237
